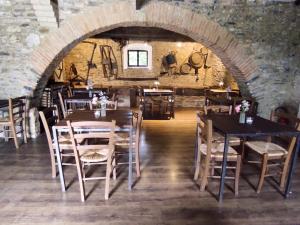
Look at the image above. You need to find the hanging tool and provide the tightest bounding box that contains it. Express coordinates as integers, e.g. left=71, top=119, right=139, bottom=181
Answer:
left=82, top=41, right=98, bottom=84
left=69, top=63, right=85, bottom=84
left=54, top=60, right=64, bottom=80
left=99, top=45, right=118, bottom=79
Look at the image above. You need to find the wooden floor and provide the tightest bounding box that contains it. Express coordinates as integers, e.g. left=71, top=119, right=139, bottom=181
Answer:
left=0, top=109, right=300, bottom=225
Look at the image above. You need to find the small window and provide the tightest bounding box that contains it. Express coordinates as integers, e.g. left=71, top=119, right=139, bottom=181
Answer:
left=128, top=50, right=148, bottom=67
left=123, top=43, right=152, bottom=70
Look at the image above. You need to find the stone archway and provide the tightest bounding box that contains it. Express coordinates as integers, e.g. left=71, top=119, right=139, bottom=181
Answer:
left=30, top=1, right=257, bottom=98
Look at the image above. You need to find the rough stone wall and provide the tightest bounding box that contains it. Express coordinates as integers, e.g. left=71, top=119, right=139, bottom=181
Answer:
left=0, top=0, right=299, bottom=117
left=60, top=38, right=238, bottom=89
left=0, top=0, right=57, bottom=99
left=175, top=0, right=300, bottom=115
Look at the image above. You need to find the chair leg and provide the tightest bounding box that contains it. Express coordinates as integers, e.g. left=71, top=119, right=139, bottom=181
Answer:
left=135, top=144, right=141, bottom=177
left=257, top=154, right=268, bottom=194
left=193, top=148, right=201, bottom=180
left=200, top=157, right=210, bottom=192
left=11, top=124, right=19, bottom=149
left=280, top=157, right=289, bottom=190
left=112, top=155, right=117, bottom=180
left=51, top=152, right=56, bottom=178
left=235, top=155, right=242, bottom=196
left=77, top=162, right=86, bottom=202
left=105, top=158, right=112, bottom=200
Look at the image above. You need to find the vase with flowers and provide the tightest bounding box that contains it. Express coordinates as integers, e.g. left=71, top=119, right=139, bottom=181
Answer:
left=235, top=100, right=250, bottom=124
left=92, top=92, right=108, bottom=117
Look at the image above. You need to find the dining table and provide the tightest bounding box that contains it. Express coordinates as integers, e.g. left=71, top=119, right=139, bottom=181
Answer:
left=142, top=89, right=175, bottom=119
left=203, top=114, right=300, bottom=202
left=52, top=109, right=134, bottom=192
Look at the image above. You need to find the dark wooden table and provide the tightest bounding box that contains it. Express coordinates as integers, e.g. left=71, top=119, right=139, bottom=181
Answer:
left=52, top=110, right=134, bottom=192
left=204, top=114, right=300, bottom=202
left=0, top=100, right=8, bottom=108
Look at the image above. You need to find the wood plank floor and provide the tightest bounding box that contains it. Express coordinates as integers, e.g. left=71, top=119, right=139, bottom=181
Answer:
left=0, top=109, right=300, bottom=225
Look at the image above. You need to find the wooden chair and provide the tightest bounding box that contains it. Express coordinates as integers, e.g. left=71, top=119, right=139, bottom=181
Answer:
left=115, top=110, right=143, bottom=177
left=67, top=120, right=116, bottom=201
left=39, top=106, right=75, bottom=178
left=194, top=114, right=242, bottom=196
left=0, top=96, right=27, bottom=149
left=204, top=105, right=232, bottom=115
left=243, top=111, right=300, bottom=193
left=106, top=100, right=118, bottom=110
left=202, top=106, right=240, bottom=147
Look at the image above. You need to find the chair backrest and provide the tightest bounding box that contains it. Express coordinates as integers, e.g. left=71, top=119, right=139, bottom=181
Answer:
left=196, top=112, right=213, bottom=159
left=9, top=96, right=27, bottom=122
left=58, top=92, right=67, bottom=118
left=282, top=122, right=300, bottom=175
left=269, top=110, right=300, bottom=144
left=270, top=110, right=300, bottom=128
left=39, top=106, right=60, bottom=149
left=67, top=120, right=116, bottom=160
left=106, top=100, right=118, bottom=110
left=67, top=86, right=73, bottom=97
left=204, top=105, right=232, bottom=115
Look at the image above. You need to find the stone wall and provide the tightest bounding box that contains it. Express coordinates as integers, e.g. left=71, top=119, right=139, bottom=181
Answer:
left=0, top=0, right=57, bottom=99
left=60, top=38, right=238, bottom=89
left=0, top=0, right=299, bottom=117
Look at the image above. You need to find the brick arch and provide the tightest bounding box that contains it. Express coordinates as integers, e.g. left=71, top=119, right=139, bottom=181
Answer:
left=31, top=1, right=257, bottom=96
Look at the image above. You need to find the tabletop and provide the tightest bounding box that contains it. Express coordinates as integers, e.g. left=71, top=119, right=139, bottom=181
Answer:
left=0, top=100, right=8, bottom=108
left=143, top=89, right=173, bottom=93
left=205, top=114, right=300, bottom=137
left=54, top=110, right=132, bottom=129
left=209, top=89, right=239, bottom=93
left=143, top=89, right=174, bottom=96
left=0, top=99, right=22, bottom=109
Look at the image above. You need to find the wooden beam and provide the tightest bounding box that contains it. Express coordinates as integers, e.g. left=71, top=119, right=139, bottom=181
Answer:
left=136, top=0, right=144, bottom=10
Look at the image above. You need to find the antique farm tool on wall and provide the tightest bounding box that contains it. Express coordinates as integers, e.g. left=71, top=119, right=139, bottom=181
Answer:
left=164, top=51, right=178, bottom=76
left=188, top=51, right=205, bottom=82
left=99, top=45, right=118, bottom=79
left=54, top=60, right=64, bottom=80
left=82, top=41, right=98, bottom=84
left=202, top=51, right=211, bottom=85
left=179, top=63, right=191, bottom=75
left=69, top=63, right=85, bottom=84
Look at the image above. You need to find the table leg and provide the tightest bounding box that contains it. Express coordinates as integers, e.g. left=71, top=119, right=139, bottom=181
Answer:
left=128, top=126, right=133, bottom=190
left=284, top=135, right=300, bottom=197
left=218, top=134, right=229, bottom=202
left=52, top=127, right=66, bottom=192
